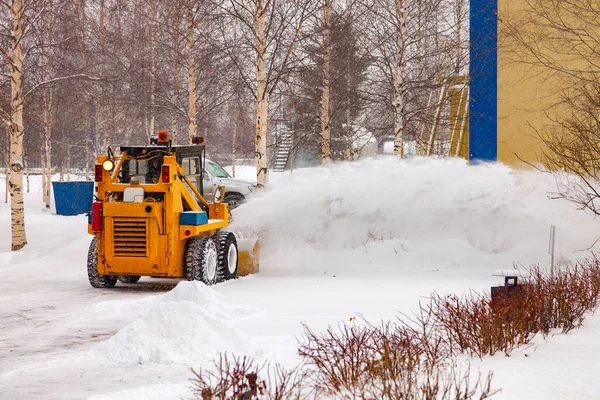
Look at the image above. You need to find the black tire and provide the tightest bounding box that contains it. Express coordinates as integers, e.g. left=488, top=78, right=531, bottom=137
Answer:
left=118, top=275, right=141, bottom=283
left=87, top=237, right=118, bottom=288
left=185, top=236, right=220, bottom=285
left=224, top=193, right=245, bottom=210
left=214, top=231, right=238, bottom=281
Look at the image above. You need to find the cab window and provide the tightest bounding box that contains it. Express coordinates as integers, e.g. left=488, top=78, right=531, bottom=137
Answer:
left=182, top=157, right=203, bottom=198
left=183, top=157, right=199, bottom=175
left=128, top=159, right=148, bottom=175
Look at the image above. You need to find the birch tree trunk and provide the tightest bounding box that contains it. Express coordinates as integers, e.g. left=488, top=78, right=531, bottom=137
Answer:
left=187, top=2, right=197, bottom=143
left=24, top=159, right=29, bottom=193
left=41, top=0, right=54, bottom=208
left=415, top=0, right=424, bottom=154
left=455, top=0, right=462, bottom=74
left=9, top=0, right=27, bottom=250
left=87, top=100, right=96, bottom=179
left=4, top=127, right=9, bottom=203
left=321, top=0, right=332, bottom=165
left=75, top=0, right=91, bottom=178
left=66, top=152, right=71, bottom=181
left=417, top=0, right=422, bottom=79
left=42, top=90, right=53, bottom=208
left=41, top=1, right=47, bottom=206
left=75, top=0, right=87, bottom=68
left=149, top=0, right=156, bottom=137
left=171, top=0, right=183, bottom=140
left=255, top=0, right=268, bottom=185
left=345, top=108, right=352, bottom=161
left=231, top=64, right=238, bottom=178
left=393, top=0, right=408, bottom=157
left=41, top=136, right=47, bottom=203
left=232, top=115, right=237, bottom=177
left=59, top=126, right=65, bottom=181
left=290, top=75, right=297, bottom=172
left=96, top=0, right=105, bottom=152
left=144, top=110, right=151, bottom=141
left=99, top=0, right=105, bottom=76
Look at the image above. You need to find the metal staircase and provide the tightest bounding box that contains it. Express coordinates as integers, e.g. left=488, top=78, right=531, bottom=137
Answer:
left=273, top=132, right=293, bottom=172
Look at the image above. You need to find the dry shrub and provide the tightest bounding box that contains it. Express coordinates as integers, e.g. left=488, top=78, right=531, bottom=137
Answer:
left=190, top=354, right=309, bottom=400
left=298, top=320, right=498, bottom=399
left=528, top=260, right=600, bottom=335
left=297, top=322, right=378, bottom=394
left=427, top=257, right=600, bottom=358
left=427, top=290, right=539, bottom=357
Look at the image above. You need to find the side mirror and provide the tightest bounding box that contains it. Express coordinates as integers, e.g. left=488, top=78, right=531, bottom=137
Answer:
left=213, top=185, right=226, bottom=203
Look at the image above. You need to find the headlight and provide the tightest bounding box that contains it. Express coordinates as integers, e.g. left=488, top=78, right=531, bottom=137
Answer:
left=102, top=159, right=114, bottom=171
left=248, top=185, right=256, bottom=193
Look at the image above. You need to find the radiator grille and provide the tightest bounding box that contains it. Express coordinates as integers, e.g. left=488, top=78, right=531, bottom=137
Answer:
left=113, top=218, right=147, bottom=257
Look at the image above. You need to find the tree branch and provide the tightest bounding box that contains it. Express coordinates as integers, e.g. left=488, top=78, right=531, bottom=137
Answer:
left=23, top=74, right=101, bottom=99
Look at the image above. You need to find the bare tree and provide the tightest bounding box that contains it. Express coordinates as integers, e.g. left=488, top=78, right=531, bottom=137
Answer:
left=1, top=0, right=27, bottom=250
left=39, top=0, right=56, bottom=208
left=321, top=0, right=331, bottom=164
left=292, top=4, right=371, bottom=163
left=169, top=0, right=184, bottom=138
left=186, top=0, right=198, bottom=141
left=216, top=0, right=318, bottom=185
left=359, top=0, right=466, bottom=154
left=392, top=0, right=408, bottom=157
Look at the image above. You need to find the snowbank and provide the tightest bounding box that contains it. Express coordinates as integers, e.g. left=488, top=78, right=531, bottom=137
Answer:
left=232, top=157, right=600, bottom=276
left=95, top=281, right=260, bottom=365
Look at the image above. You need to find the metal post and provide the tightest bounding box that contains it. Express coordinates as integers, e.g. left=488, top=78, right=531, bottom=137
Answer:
left=549, top=225, right=556, bottom=275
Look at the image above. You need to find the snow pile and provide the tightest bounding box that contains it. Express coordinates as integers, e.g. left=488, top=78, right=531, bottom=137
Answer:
left=234, top=157, right=517, bottom=247
left=95, top=281, right=260, bottom=365
left=233, top=157, right=600, bottom=273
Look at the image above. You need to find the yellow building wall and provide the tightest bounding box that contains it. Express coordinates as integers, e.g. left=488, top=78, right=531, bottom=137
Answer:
left=497, top=0, right=589, bottom=167
left=497, top=0, right=548, bottom=166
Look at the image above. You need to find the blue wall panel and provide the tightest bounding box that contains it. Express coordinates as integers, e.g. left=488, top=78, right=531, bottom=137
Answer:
left=469, top=0, right=498, bottom=161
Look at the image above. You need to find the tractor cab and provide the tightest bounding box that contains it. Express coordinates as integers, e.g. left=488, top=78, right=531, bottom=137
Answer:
left=112, top=131, right=207, bottom=200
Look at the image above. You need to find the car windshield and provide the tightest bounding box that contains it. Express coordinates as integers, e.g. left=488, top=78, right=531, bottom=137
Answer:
left=206, top=160, right=231, bottom=178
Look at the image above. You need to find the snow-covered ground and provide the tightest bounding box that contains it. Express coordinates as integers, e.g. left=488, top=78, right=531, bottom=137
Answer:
left=1, top=157, right=600, bottom=399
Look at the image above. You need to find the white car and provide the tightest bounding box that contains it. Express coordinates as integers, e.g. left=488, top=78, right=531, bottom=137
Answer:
left=203, top=159, right=257, bottom=209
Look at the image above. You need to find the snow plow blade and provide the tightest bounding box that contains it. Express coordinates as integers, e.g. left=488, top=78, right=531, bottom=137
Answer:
left=237, top=238, right=260, bottom=276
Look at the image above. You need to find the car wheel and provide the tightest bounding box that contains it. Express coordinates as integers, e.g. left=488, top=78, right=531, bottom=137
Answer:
left=224, top=193, right=245, bottom=210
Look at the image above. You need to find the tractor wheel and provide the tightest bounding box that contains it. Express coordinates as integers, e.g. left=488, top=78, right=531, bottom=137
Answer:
left=87, top=237, right=118, bottom=288
left=224, top=193, right=245, bottom=210
left=214, top=231, right=238, bottom=281
left=185, top=236, right=220, bottom=285
left=118, top=275, right=141, bottom=284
